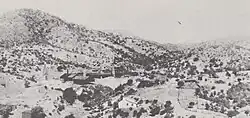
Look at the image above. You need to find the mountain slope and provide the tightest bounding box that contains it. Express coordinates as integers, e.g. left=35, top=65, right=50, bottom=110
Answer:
left=2, top=9, right=250, bottom=118
left=0, top=8, right=183, bottom=72
left=182, top=39, right=250, bottom=72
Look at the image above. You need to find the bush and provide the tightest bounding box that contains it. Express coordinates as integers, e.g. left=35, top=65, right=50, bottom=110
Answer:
left=149, top=106, right=161, bottom=116
left=78, top=93, right=91, bottom=103
left=115, top=84, right=125, bottom=92
left=237, top=100, right=248, bottom=108
left=133, top=110, right=138, bottom=117
left=211, top=86, right=216, bottom=90
left=164, top=114, right=174, bottom=118
left=227, top=110, right=239, bottom=118
left=24, top=80, right=31, bottom=88
left=57, top=66, right=64, bottom=72
left=65, top=114, right=75, bottom=118
left=113, top=102, right=119, bottom=110
left=245, top=110, right=249, bottom=115
left=119, top=111, right=129, bottom=118
left=193, top=57, right=199, bottom=62
left=31, top=106, right=46, bottom=118
left=189, top=115, right=196, bottom=118
left=164, top=101, right=174, bottom=116
left=188, top=102, right=195, bottom=108
left=63, top=88, right=77, bottom=105
left=152, top=99, right=158, bottom=104
left=177, top=81, right=185, bottom=88
left=160, top=109, right=167, bottom=115
left=198, top=76, right=202, bottom=80
left=127, top=79, right=133, bottom=86
left=58, top=104, right=65, bottom=111
left=155, top=79, right=160, bottom=85
left=138, top=100, right=143, bottom=104
left=108, top=101, right=112, bottom=106
left=220, top=106, right=226, bottom=113
left=205, top=103, right=210, bottom=110
left=1, top=106, right=12, bottom=118
left=215, top=80, right=225, bottom=84
left=137, top=80, right=154, bottom=88
left=226, top=71, right=231, bottom=77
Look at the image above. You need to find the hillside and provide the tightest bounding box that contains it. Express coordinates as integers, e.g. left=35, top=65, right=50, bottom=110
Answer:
left=0, top=9, right=185, bottom=118
left=1, top=9, right=250, bottom=118
left=0, top=8, right=183, bottom=71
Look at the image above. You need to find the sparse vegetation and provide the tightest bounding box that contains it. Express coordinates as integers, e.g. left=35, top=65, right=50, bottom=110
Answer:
left=0, top=8, right=250, bottom=118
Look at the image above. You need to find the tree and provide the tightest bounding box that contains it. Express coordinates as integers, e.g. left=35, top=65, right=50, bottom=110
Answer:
left=164, top=113, right=174, bottom=118
left=211, top=86, right=216, bottom=90
left=149, top=106, right=161, bottom=116
left=164, top=101, right=172, bottom=109
left=193, top=57, right=199, bottom=62
left=65, top=114, right=75, bottom=118
left=205, top=103, right=210, bottom=110
left=177, top=81, right=185, bottom=88
left=232, top=69, right=238, bottom=76
left=155, top=79, right=160, bottom=85
left=189, top=115, right=196, bottom=118
left=108, top=101, right=112, bottom=107
left=1, top=106, right=12, bottom=118
left=195, top=88, right=201, bottom=97
left=63, top=88, right=77, bottom=105
left=188, top=102, right=195, bottom=108
left=198, top=75, right=202, bottom=80
left=57, top=104, right=65, bottom=112
left=237, top=100, right=248, bottom=108
left=127, top=79, right=133, bottom=86
left=24, top=80, right=31, bottom=88
left=133, top=110, right=138, bottom=117
left=164, top=101, right=174, bottom=117
left=237, top=78, right=242, bottom=83
left=113, top=102, right=119, bottom=110
left=227, top=110, right=239, bottom=118
left=245, top=110, right=249, bottom=116
left=57, top=66, right=64, bottom=72
left=226, top=71, right=231, bottom=77
left=120, top=111, right=129, bottom=118
left=31, top=106, right=46, bottom=118
left=220, top=106, right=226, bottom=113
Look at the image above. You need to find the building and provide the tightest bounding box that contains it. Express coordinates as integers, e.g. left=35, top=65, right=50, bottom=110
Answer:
left=183, top=80, right=200, bottom=89
left=60, top=72, right=95, bottom=85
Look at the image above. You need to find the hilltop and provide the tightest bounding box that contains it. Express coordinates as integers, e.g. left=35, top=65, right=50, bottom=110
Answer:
left=0, top=8, right=183, bottom=70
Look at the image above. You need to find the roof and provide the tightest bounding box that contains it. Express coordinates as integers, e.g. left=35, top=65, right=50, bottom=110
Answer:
left=184, top=79, right=198, bottom=83
left=60, top=73, right=68, bottom=79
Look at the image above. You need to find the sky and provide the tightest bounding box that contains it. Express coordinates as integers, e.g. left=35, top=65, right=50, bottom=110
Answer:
left=0, top=0, right=250, bottom=44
